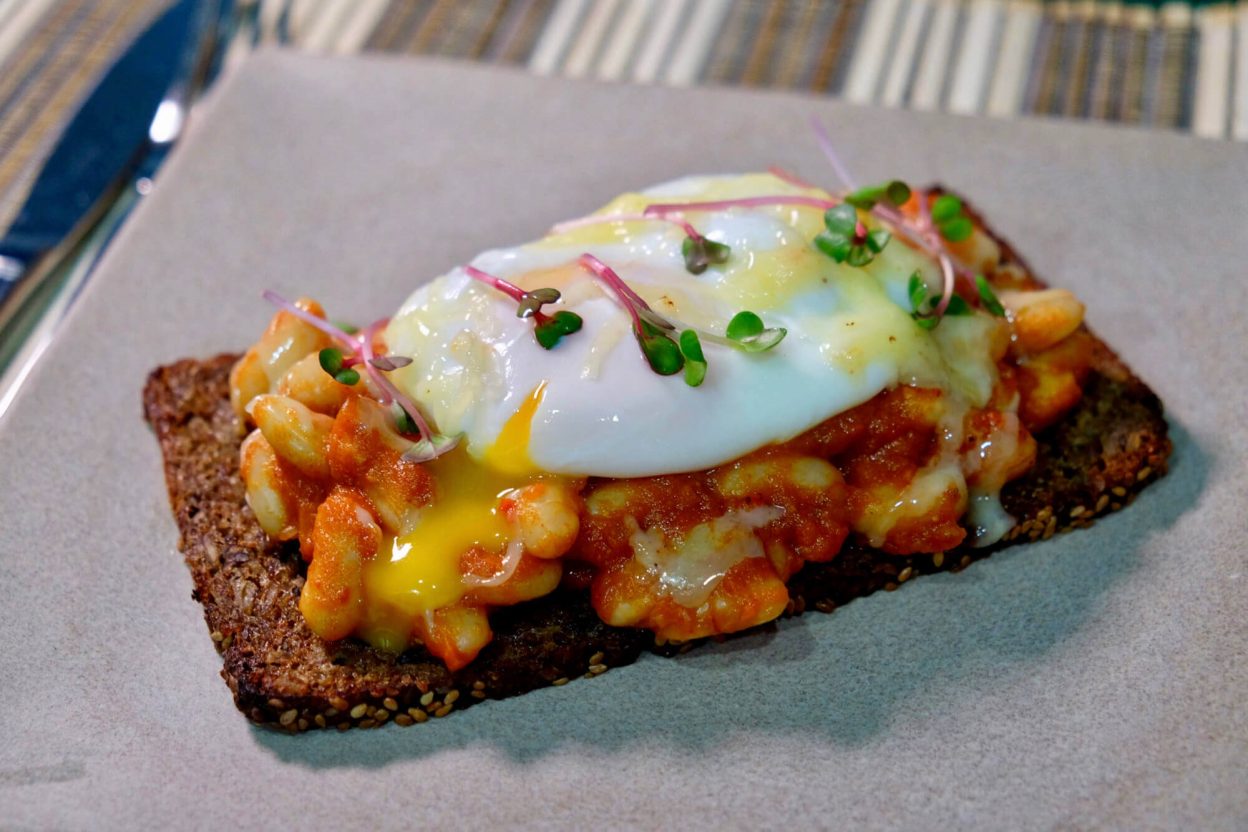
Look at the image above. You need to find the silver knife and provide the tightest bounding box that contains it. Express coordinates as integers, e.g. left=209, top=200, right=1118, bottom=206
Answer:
left=0, top=0, right=234, bottom=409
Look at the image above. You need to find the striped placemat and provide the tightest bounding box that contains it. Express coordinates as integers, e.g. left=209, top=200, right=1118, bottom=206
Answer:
left=1, top=0, right=1245, bottom=234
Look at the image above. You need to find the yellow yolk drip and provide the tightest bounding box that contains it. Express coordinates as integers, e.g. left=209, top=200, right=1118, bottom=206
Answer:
left=357, top=384, right=549, bottom=653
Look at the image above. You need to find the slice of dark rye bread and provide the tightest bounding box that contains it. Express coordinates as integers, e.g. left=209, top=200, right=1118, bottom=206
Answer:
left=143, top=208, right=1171, bottom=731
left=144, top=339, right=1169, bottom=732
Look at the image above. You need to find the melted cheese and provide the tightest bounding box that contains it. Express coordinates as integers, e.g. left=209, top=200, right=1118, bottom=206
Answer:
left=629, top=506, right=785, bottom=608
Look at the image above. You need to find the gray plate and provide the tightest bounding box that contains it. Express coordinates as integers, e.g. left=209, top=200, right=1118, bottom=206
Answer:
left=1, top=50, right=1246, bottom=830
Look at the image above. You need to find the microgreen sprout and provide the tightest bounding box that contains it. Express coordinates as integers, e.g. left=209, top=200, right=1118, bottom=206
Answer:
left=976, top=275, right=1007, bottom=317
left=534, top=311, right=584, bottom=349
left=908, top=271, right=972, bottom=329
left=318, top=347, right=360, bottom=385
left=356, top=318, right=458, bottom=460
left=262, top=291, right=457, bottom=461
left=807, top=119, right=993, bottom=328
left=915, top=193, right=958, bottom=318
left=930, top=194, right=974, bottom=243
left=577, top=253, right=682, bottom=376
left=725, top=310, right=764, bottom=341
left=815, top=203, right=891, bottom=267
left=577, top=253, right=785, bottom=386
left=648, top=195, right=859, bottom=276
left=464, top=265, right=584, bottom=350
left=725, top=310, right=787, bottom=352
left=637, top=320, right=685, bottom=376
left=681, top=236, right=731, bottom=275
left=550, top=212, right=729, bottom=276
left=844, top=180, right=911, bottom=210
left=515, top=287, right=561, bottom=318
left=392, top=405, right=419, bottom=436
left=679, top=330, right=707, bottom=387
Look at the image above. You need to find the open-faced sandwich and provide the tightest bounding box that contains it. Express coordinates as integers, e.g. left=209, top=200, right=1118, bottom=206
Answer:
left=145, top=134, right=1169, bottom=731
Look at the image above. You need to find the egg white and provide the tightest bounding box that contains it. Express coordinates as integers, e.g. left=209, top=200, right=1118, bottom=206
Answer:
left=385, top=173, right=999, bottom=477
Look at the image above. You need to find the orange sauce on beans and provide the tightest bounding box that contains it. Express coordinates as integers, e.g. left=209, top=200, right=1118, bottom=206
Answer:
left=242, top=310, right=1094, bottom=655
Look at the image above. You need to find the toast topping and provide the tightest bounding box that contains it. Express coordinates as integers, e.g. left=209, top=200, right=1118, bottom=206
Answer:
left=230, top=170, right=1095, bottom=670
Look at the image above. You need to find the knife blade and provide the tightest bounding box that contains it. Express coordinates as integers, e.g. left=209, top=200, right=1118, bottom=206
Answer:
left=0, top=0, right=210, bottom=318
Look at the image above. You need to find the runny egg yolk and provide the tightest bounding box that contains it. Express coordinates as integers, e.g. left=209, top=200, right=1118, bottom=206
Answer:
left=357, top=383, right=552, bottom=652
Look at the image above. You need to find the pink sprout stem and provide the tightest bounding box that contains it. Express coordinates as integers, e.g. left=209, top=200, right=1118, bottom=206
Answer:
left=463, top=265, right=526, bottom=303
left=644, top=194, right=835, bottom=217
left=916, top=194, right=956, bottom=318
left=806, top=119, right=974, bottom=294
left=577, top=253, right=645, bottom=329
left=356, top=319, right=440, bottom=444
left=262, top=291, right=452, bottom=458
left=577, top=253, right=738, bottom=348
left=871, top=201, right=975, bottom=281
left=575, top=251, right=652, bottom=312
left=767, top=165, right=818, bottom=189
left=262, top=290, right=360, bottom=348
left=551, top=212, right=704, bottom=241
left=809, top=117, right=857, bottom=192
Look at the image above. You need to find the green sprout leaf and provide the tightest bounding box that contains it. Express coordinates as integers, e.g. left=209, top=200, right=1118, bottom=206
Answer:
left=517, top=287, right=562, bottom=319
left=636, top=320, right=684, bottom=376
left=319, top=347, right=344, bottom=376
left=733, top=327, right=787, bottom=352
left=679, top=330, right=707, bottom=387
left=845, top=180, right=912, bottom=210
left=865, top=228, right=891, bottom=253
left=320, top=347, right=360, bottom=384
left=930, top=194, right=962, bottom=223
left=908, top=271, right=939, bottom=328
left=823, top=204, right=858, bottom=235
left=726, top=310, right=764, bottom=341
left=726, top=310, right=785, bottom=352
left=705, top=239, right=731, bottom=264
left=818, top=204, right=888, bottom=267
left=930, top=194, right=974, bottom=242
left=909, top=269, right=971, bottom=326
left=528, top=287, right=562, bottom=304
left=908, top=272, right=928, bottom=311
left=814, top=231, right=852, bottom=262
left=846, top=244, right=875, bottom=267
left=393, top=405, right=419, bottom=436
left=681, top=236, right=731, bottom=275
left=976, top=275, right=1006, bottom=317
left=332, top=321, right=359, bottom=335
left=533, top=310, right=584, bottom=349
left=944, top=295, right=972, bottom=316
left=939, top=216, right=974, bottom=242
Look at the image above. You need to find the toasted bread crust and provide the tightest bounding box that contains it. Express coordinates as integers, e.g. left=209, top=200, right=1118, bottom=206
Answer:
left=143, top=208, right=1171, bottom=731
left=143, top=337, right=1167, bottom=731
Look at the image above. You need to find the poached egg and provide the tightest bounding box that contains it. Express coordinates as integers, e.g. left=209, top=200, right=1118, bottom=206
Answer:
left=384, top=172, right=1002, bottom=477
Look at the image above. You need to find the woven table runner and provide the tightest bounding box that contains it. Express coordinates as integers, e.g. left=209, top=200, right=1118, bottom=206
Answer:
left=0, top=0, right=1243, bottom=233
